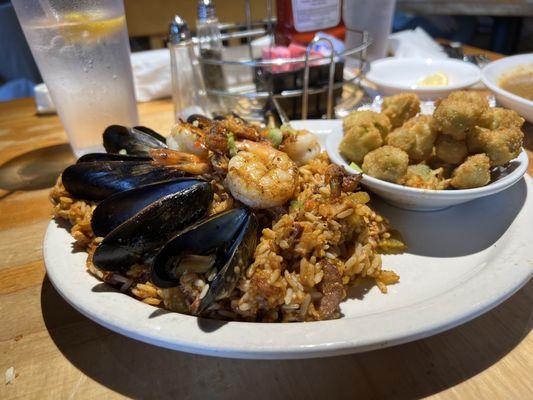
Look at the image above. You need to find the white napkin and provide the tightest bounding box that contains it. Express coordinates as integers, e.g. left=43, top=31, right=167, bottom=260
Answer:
left=131, top=48, right=171, bottom=102
left=388, top=27, right=448, bottom=59
left=35, top=49, right=172, bottom=114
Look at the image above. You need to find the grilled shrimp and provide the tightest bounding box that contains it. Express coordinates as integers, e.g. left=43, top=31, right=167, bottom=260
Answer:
left=167, top=122, right=208, bottom=158
left=218, top=114, right=261, bottom=141
left=149, top=148, right=210, bottom=174
left=280, top=129, right=321, bottom=166
left=226, top=140, right=298, bottom=208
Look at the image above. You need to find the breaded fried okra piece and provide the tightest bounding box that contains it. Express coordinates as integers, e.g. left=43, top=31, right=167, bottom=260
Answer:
left=478, top=107, right=525, bottom=130
left=340, top=111, right=393, bottom=164
left=466, top=126, right=523, bottom=166
left=386, top=115, right=437, bottom=163
left=381, top=93, right=421, bottom=129
left=447, top=91, right=489, bottom=109
left=435, top=134, right=468, bottom=165
left=433, top=91, right=489, bottom=140
left=362, top=145, right=409, bottom=184
left=450, top=154, right=491, bottom=189
left=343, top=110, right=392, bottom=139
left=402, top=164, right=450, bottom=190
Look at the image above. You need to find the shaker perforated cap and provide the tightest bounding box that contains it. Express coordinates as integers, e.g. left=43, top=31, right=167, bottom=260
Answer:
left=198, top=0, right=216, bottom=21
left=168, top=15, right=191, bottom=44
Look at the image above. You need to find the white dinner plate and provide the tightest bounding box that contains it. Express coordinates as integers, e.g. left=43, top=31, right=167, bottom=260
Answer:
left=43, top=124, right=533, bottom=359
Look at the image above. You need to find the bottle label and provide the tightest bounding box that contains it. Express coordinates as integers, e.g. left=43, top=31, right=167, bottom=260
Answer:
left=291, top=0, right=341, bottom=33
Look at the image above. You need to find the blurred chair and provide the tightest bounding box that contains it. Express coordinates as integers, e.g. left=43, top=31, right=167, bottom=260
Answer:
left=393, top=12, right=479, bottom=44
left=0, top=2, right=41, bottom=101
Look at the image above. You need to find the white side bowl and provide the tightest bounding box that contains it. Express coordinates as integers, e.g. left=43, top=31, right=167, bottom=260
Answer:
left=325, top=128, right=528, bottom=211
left=481, top=54, right=533, bottom=123
left=366, top=58, right=481, bottom=100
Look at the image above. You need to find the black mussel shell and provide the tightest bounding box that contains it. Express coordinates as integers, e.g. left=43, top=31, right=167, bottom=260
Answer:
left=103, top=125, right=167, bottom=156
left=92, top=180, right=214, bottom=272
left=62, top=161, right=185, bottom=201
left=186, top=114, right=213, bottom=130
left=213, top=112, right=243, bottom=121
left=92, top=178, right=206, bottom=237
left=152, top=208, right=258, bottom=314
left=77, top=153, right=152, bottom=163
left=133, top=126, right=167, bottom=143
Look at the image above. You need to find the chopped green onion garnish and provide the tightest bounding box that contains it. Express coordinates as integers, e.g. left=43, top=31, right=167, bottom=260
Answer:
left=349, top=162, right=362, bottom=172
left=290, top=200, right=303, bottom=210
left=268, top=128, right=283, bottom=147
left=227, top=133, right=237, bottom=157
left=280, top=124, right=292, bottom=133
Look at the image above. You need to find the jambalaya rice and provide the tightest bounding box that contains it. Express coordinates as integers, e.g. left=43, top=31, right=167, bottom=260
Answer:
left=50, top=152, right=405, bottom=322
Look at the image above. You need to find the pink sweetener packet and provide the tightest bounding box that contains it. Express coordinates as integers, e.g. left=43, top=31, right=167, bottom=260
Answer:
left=288, top=43, right=323, bottom=68
left=262, top=46, right=291, bottom=72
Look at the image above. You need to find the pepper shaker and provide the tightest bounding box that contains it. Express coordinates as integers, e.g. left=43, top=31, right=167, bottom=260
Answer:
left=168, top=15, right=209, bottom=121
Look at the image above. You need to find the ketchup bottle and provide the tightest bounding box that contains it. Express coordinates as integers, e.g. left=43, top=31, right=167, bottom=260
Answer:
left=275, top=0, right=345, bottom=46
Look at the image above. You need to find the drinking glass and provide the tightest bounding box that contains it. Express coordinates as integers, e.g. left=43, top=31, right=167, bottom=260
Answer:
left=12, top=0, right=139, bottom=157
left=344, top=0, right=396, bottom=61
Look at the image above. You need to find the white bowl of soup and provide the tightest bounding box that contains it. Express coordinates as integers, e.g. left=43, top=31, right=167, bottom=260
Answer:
left=481, top=54, right=533, bottom=123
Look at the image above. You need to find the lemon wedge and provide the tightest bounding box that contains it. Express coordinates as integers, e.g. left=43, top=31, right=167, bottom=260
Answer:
left=59, top=12, right=125, bottom=43
left=417, top=72, right=449, bottom=87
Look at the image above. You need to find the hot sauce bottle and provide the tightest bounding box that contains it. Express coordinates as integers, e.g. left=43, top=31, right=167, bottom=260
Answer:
left=275, top=0, right=345, bottom=46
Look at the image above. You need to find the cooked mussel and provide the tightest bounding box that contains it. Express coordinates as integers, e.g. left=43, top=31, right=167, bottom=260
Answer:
left=77, top=153, right=151, bottom=163
left=152, top=208, right=258, bottom=314
left=186, top=114, right=213, bottom=130
left=213, top=112, right=242, bottom=121
left=91, top=178, right=206, bottom=237
left=92, top=179, right=213, bottom=271
left=62, top=161, right=185, bottom=201
left=103, top=125, right=167, bottom=156
left=133, top=126, right=167, bottom=143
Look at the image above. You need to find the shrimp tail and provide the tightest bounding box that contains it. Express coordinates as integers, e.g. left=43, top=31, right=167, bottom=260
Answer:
left=235, top=140, right=278, bottom=162
left=149, top=148, right=210, bottom=174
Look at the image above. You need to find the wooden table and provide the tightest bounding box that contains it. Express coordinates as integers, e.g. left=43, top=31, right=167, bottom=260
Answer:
left=1, top=87, right=533, bottom=399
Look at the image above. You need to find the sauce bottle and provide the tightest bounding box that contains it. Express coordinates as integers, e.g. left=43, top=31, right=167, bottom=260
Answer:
left=275, top=0, right=345, bottom=46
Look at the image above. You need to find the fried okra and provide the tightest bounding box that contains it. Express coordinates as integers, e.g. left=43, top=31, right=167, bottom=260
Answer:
left=362, top=145, right=409, bottom=183
left=435, top=135, right=468, bottom=165
left=339, top=111, right=392, bottom=164
left=466, top=126, right=523, bottom=166
left=433, top=91, right=489, bottom=140
left=478, top=107, right=525, bottom=130
left=447, top=91, right=489, bottom=109
left=338, top=90, right=524, bottom=191
left=386, top=115, right=437, bottom=163
left=450, top=154, right=491, bottom=189
left=402, top=164, right=450, bottom=190
left=343, top=110, right=392, bottom=139
left=426, top=155, right=455, bottom=179
left=381, top=93, right=421, bottom=128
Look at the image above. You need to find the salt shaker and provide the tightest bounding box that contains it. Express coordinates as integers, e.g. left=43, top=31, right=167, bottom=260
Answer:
left=168, top=15, right=209, bottom=121
left=196, top=0, right=226, bottom=111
